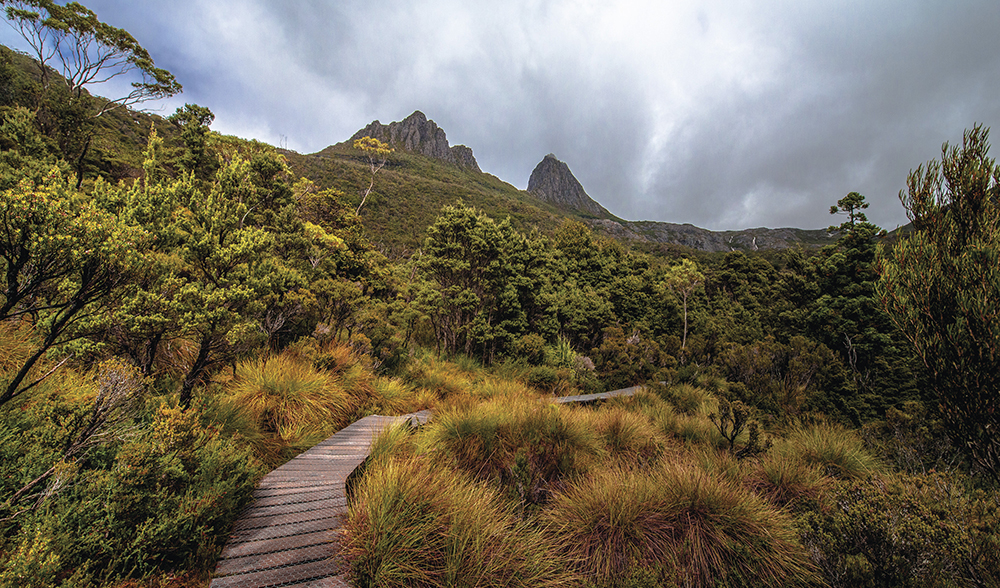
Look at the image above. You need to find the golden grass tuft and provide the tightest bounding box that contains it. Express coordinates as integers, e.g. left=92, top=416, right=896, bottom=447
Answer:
left=544, top=462, right=817, bottom=587
left=345, top=455, right=578, bottom=588
left=576, top=406, right=665, bottom=464
left=774, top=423, right=882, bottom=480
left=226, top=353, right=356, bottom=450
left=747, top=452, right=832, bottom=511
left=423, top=396, right=602, bottom=505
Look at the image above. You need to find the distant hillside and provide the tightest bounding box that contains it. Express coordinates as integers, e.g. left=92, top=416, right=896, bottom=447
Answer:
left=286, top=111, right=835, bottom=254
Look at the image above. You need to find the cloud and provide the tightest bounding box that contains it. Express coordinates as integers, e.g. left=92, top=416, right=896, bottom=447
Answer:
left=3, top=0, right=998, bottom=231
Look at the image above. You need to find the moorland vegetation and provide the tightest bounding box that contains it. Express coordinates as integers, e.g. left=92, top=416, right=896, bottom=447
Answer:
left=0, top=3, right=998, bottom=587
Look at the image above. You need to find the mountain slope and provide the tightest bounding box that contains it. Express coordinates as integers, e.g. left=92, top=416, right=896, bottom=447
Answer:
left=286, top=111, right=835, bottom=254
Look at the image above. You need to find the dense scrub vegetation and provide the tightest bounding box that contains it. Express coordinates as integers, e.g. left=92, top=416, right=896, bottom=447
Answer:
left=1, top=5, right=999, bottom=586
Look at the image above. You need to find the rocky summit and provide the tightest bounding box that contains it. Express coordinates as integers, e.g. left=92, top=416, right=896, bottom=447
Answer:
left=527, top=154, right=611, bottom=218
left=350, top=110, right=481, bottom=172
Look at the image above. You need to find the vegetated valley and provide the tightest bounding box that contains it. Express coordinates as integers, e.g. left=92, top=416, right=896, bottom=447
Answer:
left=1, top=6, right=999, bottom=588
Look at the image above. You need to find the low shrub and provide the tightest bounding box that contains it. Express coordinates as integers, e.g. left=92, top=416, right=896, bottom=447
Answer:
left=798, top=473, right=997, bottom=588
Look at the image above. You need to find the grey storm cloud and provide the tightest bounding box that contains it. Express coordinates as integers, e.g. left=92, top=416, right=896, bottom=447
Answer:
left=3, top=0, right=999, bottom=231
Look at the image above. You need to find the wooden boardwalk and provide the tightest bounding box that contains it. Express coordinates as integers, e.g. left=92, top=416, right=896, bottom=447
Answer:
left=552, top=384, right=644, bottom=404
left=210, top=385, right=641, bottom=587
left=210, top=411, right=431, bottom=588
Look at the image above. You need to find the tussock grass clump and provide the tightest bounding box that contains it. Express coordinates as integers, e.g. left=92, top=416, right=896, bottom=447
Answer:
left=578, top=406, right=664, bottom=464
left=226, top=354, right=356, bottom=450
left=775, top=423, right=882, bottom=480
left=662, top=383, right=712, bottom=415
left=345, top=455, right=577, bottom=588
left=369, top=376, right=418, bottom=414
left=424, top=396, right=602, bottom=505
left=545, top=462, right=816, bottom=588
left=747, top=452, right=832, bottom=511
left=673, top=405, right=728, bottom=450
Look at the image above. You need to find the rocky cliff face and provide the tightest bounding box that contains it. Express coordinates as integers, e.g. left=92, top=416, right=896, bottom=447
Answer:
left=527, top=154, right=611, bottom=218
left=349, top=110, right=481, bottom=172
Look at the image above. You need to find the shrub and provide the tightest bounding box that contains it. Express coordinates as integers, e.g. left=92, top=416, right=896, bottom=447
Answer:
left=799, top=474, right=993, bottom=588
left=544, top=462, right=816, bottom=587
left=344, top=455, right=576, bottom=588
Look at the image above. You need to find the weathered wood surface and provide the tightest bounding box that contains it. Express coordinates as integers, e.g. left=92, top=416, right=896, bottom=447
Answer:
left=210, top=384, right=642, bottom=587
left=553, top=384, right=644, bottom=404
left=210, top=411, right=431, bottom=588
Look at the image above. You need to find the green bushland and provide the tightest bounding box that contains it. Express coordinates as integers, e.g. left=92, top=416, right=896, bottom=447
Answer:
left=4, top=10, right=1000, bottom=585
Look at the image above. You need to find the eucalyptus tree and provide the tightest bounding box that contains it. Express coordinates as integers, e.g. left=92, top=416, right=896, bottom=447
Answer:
left=1, top=0, right=181, bottom=184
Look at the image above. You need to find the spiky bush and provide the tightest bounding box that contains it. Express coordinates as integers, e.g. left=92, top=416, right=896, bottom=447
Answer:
left=747, top=452, right=832, bottom=511
left=345, top=455, right=577, bottom=588
left=545, top=462, right=816, bottom=588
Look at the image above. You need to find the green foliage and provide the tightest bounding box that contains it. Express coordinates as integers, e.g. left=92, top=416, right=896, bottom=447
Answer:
left=877, top=124, right=1000, bottom=480
left=591, top=325, right=668, bottom=389
left=799, top=474, right=999, bottom=588
left=0, top=168, right=147, bottom=405
left=662, top=258, right=703, bottom=351
left=416, top=201, right=552, bottom=363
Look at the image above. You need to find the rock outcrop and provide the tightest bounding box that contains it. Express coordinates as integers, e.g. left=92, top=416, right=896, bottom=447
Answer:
left=527, top=154, right=611, bottom=218
left=349, top=110, right=481, bottom=172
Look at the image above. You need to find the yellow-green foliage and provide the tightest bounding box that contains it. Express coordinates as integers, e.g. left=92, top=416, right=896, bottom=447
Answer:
left=574, top=405, right=665, bottom=464
left=423, top=396, right=602, bottom=506
left=774, top=423, right=882, bottom=480
left=345, top=455, right=577, bottom=588
left=226, top=353, right=356, bottom=450
left=545, top=462, right=816, bottom=588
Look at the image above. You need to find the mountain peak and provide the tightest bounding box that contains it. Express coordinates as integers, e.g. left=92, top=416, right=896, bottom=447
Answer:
left=527, top=154, right=611, bottom=218
left=349, top=111, right=480, bottom=172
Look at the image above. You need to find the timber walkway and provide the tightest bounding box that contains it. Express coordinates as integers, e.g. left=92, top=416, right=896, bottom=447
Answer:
left=210, top=387, right=640, bottom=587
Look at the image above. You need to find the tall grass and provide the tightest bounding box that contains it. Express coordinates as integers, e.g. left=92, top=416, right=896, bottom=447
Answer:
left=774, top=423, right=882, bottom=480
left=747, top=452, right=832, bottom=511
left=345, top=455, right=578, bottom=588
left=423, top=396, right=602, bottom=506
left=576, top=406, right=664, bottom=464
left=545, top=462, right=817, bottom=587
left=226, top=354, right=356, bottom=451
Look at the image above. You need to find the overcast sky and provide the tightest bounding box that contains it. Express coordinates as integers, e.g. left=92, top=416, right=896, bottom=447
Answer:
left=4, top=1, right=999, bottom=230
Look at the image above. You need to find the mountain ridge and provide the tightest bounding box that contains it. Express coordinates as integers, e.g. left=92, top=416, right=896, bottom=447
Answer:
left=295, top=111, right=834, bottom=253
